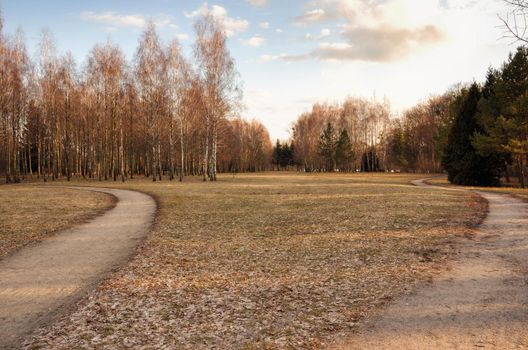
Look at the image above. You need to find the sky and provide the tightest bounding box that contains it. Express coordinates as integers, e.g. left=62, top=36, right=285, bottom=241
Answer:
left=0, top=0, right=519, bottom=140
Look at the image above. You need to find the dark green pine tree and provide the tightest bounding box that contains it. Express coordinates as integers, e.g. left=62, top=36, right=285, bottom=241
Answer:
left=335, top=128, right=355, bottom=171
left=472, top=68, right=512, bottom=182
left=474, top=47, right=528, bottom=188
left=388, top=122, right=408, bottom=170
left=361, top=147, right=381, bottom=172
left=442, top=83, right=503, bottom=186
left=272, top=140, right=295, bottom=169
left=318, top=122, right=337, bottom=172
left=272, top=139, right=282, bottom=169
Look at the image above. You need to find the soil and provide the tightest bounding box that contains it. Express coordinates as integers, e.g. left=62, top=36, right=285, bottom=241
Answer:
left=0, top=187, right=156, bottom=349
left=331, top=179, right=528, bottom=349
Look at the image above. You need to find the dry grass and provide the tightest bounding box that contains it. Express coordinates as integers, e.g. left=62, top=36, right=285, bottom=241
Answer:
left=21, top=173, right=486, bottom=349
left=0, top=185, right=115, bottom=260
left=428, top=177, right=528, bottom=202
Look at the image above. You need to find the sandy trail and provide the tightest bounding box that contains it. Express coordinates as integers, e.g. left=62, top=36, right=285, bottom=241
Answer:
left=332, top=179, right=528, bottom=349
left=0, top=187, right=156, bottom=349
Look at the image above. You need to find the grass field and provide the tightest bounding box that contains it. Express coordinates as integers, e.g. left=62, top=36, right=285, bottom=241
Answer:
left=0, top=185, right=115, bottom=260
left=14, top=173, right=486, bottom=349
left=427, top=177, right=528, bottom=202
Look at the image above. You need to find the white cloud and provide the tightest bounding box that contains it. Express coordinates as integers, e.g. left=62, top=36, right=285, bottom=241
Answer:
left=260, top=53, right=309, bottom=62
left=260, top=54, right=283, bottom=62
left=295, top=0, right=449, bottom=27
left=295, top=8, right=326, bottom=24
left=288, top=0, right=447, bottom=62
left=80, top=11, right=188, bottom=39
left=248, top=0, right=512, bottom=140
left=305, top=28, right=332, bottom=41
left=185, top=3, right=225, bottom=18
left=319, top=28, right=331, bottom=38
left=276, top=28, right=284, bottom=33
left=245, top=35, right=266, bottom=47
left=185, top=3, right=250, bottom=36
left=224, top=17, right=251, bottom=36
left=313, top=25, right=443, bottom=62
left=246, top=0, right=268, bottom=7
left=260, top=21, right=270, bottom=29
left=176, top=33, right=190, bottom=41
left=80, top=11, right=147, bottom=28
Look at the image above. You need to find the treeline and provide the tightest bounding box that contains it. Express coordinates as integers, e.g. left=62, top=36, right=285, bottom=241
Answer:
left=289, top=98, right=391, bottom=172
left=286, top=92, right=456, bottom=174
left=0, top=14, right=272, bottom=183
left=441, top=47, right=528, bottom=187
left=385, top=94, right=453, bottom=173
left=286, top=47, right=528, bottom=187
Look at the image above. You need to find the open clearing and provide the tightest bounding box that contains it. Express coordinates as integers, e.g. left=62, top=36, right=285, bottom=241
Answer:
left=428, top=177, right=528, bottom=203
left=0, top=187, right=156, bottom=349
left=331, top=179, right=528, bottom=349
left=0, top=186, right=115, bottom=260
left=14, top=173, right=487, bottom=349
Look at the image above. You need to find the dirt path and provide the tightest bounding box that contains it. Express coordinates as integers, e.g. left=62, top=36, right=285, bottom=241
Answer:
left=0, top=187, right=156, bottom=349
left=332, top=179, right=528, bottom=349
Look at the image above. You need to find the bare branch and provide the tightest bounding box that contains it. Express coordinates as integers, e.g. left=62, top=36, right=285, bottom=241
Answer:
left=500, top=0, right=528, bottom=44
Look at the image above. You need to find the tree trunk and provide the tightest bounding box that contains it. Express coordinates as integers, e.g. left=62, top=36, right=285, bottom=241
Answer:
left=210, top=122, right=217, bottom=182
left=179, top=117, right=184, bottom=182
left=203, top=137, right=209, bottom=182
left=519, top=156, right=526, bottom=189
left=169, top=118, right=174, bottom=181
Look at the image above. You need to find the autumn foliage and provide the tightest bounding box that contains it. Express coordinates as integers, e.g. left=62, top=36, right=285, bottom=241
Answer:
left=0, top=14, right=272, bottom=183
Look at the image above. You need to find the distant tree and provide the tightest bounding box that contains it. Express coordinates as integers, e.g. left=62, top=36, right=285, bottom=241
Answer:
left=474, top=47, right=528, bottom=187
left=272, top=140, right=294, bottom=170
left=194, top=14, right=241, bottom=181
left=318, top=122, right=337, bottom=172
left=166, top=39, right=190, bottom=181
left=361, top=147, right=381, bottom=172
left=335, top=128, right=354, bottom=171
left=291, top=99, right=390, bottom=172
left=272, top=139, right=282, bottom=170
left=387, top=121, right=408, bottom=171
left=0, top=11, right=273, bottom=183
left=442, top=84, right=504, bottom=186
left=135, top=22, right=167, bottom=182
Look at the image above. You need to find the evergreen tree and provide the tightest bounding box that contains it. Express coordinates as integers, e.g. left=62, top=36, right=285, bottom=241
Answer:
left=361, top=147, right=381, bottom=172
left=335, top=128, right=354, bottom=171
left=283, top=142, right=294, bottom=168
left=474, top=48, right=528, bottom=187
left=318, top=122, right=336, bottom=172
left=272, top=140, right=294, bottom=169
left=272, top=139, right=282, bottom=170
left=387, top=122, right=408, bottom=170
left=442, top=83, right=503, bottom=186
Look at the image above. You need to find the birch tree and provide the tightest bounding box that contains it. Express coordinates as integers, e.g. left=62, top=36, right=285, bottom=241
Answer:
left=166, top=39, right=190, bottom=181
left=135, top=22, right=167, bottom=181
left=194, top=14, right=241, bottom=181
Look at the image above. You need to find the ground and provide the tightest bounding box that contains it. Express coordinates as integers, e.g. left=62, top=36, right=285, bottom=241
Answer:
left=0, top=187, right=156, bottom=349
left=0, top=185, right=115, bottom=260
left=331, top=179, right=528, bottom=349
left=4, top=173, right=486, bottom=349
left=428, top=177, right=528, bottom=202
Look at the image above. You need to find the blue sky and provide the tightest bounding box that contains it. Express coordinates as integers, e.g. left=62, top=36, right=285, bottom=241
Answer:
left=0, top=0, right=518, bottom=140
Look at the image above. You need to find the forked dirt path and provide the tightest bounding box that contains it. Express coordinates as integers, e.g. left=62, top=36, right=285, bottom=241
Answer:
left=0, top=187, right=156, bottom=349
left=332, top=179, right=528, bottom=349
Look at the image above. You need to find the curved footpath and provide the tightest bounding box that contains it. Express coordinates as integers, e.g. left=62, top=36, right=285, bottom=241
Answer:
left=0, top=187, right=156, bottom=349
left=332, top=179, right=528, bottom=349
